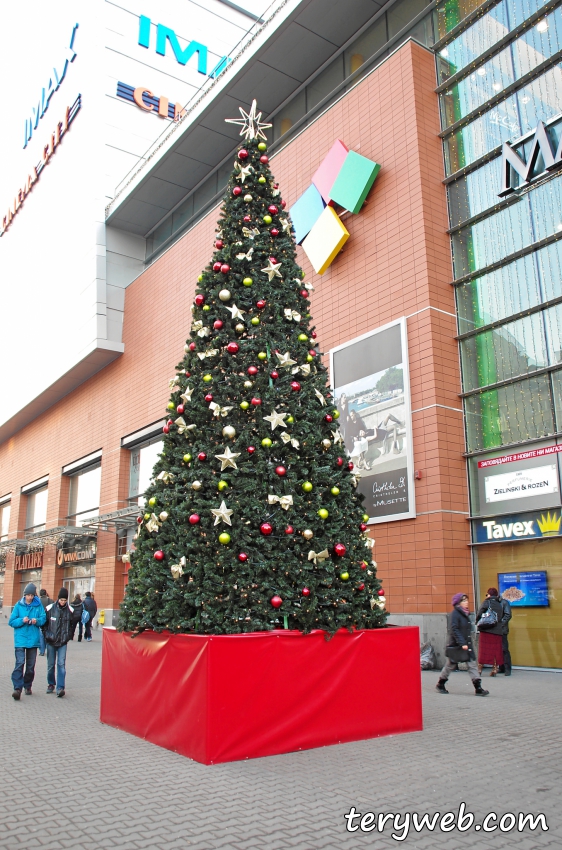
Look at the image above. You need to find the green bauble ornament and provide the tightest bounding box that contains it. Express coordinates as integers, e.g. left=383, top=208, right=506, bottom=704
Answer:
left=243, top=277, right=253, bottom=287
left=263, top=215, right=272, bottom=224
left=261, top=438, right=272, bottom=448
left=333, top=410, right=340, bottom=419
left=340, top=571, right=350, bottom=581
left=306, top=355, right=313, bottom=362
left=198, top=274, right=203, bottom=282
left=258, top=142, right=267, bottom=151
left=251, top=317, right=260, bottom=326
left=203, top=305, right=210, bottom=311
left=167, top=402, right=175, bottom=410
left=218, top=480, right=228, bottom=491
left=362, top=513, right=369, bottom=522
left=287, top=416, right=294, bottom=424
left=257, top=351, right=267, bottom=360
left=183, top=453, right=192, bottom=462
left=317, top=508, right=329, bottom=520
left=148, top=498, right=157, bottom=507
left=302, top=481, right=313, bottom=492
left=298, top=333, right=308, bottom=342
left=219, top=532, right=231, bottom=545
left=258, top=176, right=266, bottom=184
left=240, top=401, right=250, bottom=410
left=203, top=374, right=213, bottom=382
left=144, top=513, right=150, bottom=520
left=331, top=486, right=340, bottom=496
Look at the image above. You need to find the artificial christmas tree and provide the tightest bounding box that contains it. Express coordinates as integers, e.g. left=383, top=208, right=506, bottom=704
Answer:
left=119, top=101, right=387, bottom=637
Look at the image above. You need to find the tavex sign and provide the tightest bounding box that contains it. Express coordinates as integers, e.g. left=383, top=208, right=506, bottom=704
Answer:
left=499, top=120, right=562, bottom=197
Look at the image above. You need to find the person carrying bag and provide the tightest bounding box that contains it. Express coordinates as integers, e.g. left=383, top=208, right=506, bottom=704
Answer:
left=436, top=593, right=489, bottom=696
left=476, top=588, right=504, bottom=677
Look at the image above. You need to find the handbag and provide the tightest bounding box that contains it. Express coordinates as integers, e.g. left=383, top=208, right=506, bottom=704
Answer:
left=477, top=603, right=498, bottom=631
left=445, top=646, right=470, bottom=662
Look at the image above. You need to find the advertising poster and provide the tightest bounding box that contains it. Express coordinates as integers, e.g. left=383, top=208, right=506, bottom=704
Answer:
left=498, top=571, right=549, bottom=607
left=474, top=441, right=561, bottom=516
left=330, top=318, right=415, bottom=524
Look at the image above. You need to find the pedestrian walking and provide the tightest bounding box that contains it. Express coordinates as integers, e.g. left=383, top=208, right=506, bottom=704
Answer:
left=436, top=592, right=489, bottom=696
left=498, top=593, right=512, bottom=675
left=8, top=582, right=46, bottom=700
left=83, top=591, right=97, bottom=641
left=70, top=594, right=84, bottom=642
left=44, top=588, right=79, bottom=697
left=38, top=588, right=53, bottom=656
left=476, top=588, right=505, bottom=676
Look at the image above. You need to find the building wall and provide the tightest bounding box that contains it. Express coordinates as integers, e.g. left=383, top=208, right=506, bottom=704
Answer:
left=0, top=41, right=471, bottom=629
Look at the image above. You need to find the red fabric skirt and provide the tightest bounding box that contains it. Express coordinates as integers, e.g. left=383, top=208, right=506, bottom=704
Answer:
left=478, top=632, right=504, bottom=666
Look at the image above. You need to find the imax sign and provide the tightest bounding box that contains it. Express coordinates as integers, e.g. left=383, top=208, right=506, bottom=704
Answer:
left=499, top=120, right=562, bottom=197
left=138, top=15, right=230, bottom=78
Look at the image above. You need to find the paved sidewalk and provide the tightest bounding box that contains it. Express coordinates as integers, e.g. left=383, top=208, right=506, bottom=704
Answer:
left=0, top=618, right=560, bottom=850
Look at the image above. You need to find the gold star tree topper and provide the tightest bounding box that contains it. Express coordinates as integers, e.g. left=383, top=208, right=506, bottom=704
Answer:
left=225, top=99, right=272, bottom=141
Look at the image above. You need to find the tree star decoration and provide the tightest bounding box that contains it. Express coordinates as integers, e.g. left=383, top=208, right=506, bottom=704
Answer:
left=209, top=402, right=233, bottom=418
left=234, top=161, right=254, bottom=183
left=215, top=446, right=241, bottom=471
left=211, top=500, right=234, bottom=526
left=181, top=387, right=194, bottom=404
left=276, top=351, right=297, bottom=369
left=224, top=303, right=245, bottom=321
left=332, top=429, right=344, bottom=445
left=261, top=258, right=282, bottom=281
left=225, top=99, right=272, bottom=141
left=280, top=217, right=291, bottom=233
left=263, top=409, right=288, bottom=430
left=314, top=388, right=327, bottom=406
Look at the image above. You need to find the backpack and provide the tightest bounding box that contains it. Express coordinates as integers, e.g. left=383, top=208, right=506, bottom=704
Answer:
left=81, top=608, right=90, bottom=625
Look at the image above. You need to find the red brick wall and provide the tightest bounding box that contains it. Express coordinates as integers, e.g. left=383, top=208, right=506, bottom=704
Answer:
left=0, top=41, right=471, bottom=611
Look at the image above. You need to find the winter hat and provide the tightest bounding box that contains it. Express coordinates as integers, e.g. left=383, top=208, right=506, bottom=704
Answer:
left=451, top=592, right=467, bottom=607
left=58, top=587, right=69, bottom=600
left=487, top=587, right=499, bottom=597
left=23, top=583, right=37, bottom=597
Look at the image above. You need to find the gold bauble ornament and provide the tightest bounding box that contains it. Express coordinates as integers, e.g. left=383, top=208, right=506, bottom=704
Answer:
left=159, top=512, right=168, bottom=521
left=235, top=323, right=245, bottom=333
left=219, top=289, right=231, bottom=302
left=191, top=480, right=202, bottom=490
left=302, top=529, right=314, bottom=540
left=222, top=425, right=236, bottom=439
left=322, top=439, right=331, bottom=449
left=244, top=380, right=253, bottom=389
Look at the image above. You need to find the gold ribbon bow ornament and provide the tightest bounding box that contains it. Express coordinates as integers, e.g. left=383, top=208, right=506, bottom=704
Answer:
left=284, top=309, right=301, bottom=322
left=171, top=556, right=186, bottom=580
left=308, top=549, right=330, bottom=565
left=174, top=418, right=196, bottom=436
left=157, top=470, right=175, bottom=483
left=209, top=402, right=233, bottom=418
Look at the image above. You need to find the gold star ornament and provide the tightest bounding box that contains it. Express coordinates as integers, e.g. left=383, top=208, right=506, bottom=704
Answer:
left=211, top=500, right=234, bottom=526
left=215, top=446, right=241, bottom=471
left=261, top=258, right=282, bottom=281
left=225, top=99, right=272, bottom=141
left=263, top=409, right=288, bottom=430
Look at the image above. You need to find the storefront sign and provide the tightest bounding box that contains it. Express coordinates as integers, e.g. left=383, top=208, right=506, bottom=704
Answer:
left=1, top=95, right=81, bottom=237
left=116, top=82, right=186, bottom=121
left=499, top=119, right=562, bottom=197
left=474, top=509, right=562, bottom=542
left=15, top=550, right=44, bottom=571
left=137, top=15, right=230, bottom=78
left=57, top=541, right=96, bottom=566
left=330, top=318, right=415, bottom=524
left=478, top=443, right=562, bottom=468
left=484, top=464, right=559, bottom=504
left=23, top=23, right=78, bottom=148
left=498, top=571, right=549, bottom=607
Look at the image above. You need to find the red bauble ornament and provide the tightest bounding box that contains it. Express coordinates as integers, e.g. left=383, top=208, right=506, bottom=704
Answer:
left=215, top=239, right=223, bottom=249
left=378, top=588, right=385, bottom=596
left=251, top=397, right=262, bottom=406
left=204, top=393, right=213, bottom=402
left=285, top=525, right=294, bottom=535
left=213, top=320, right=223, bottom=330
left=281, top=200, right=286, bottom=209
left=189, top=514, right=200, bottom=525
left=358, top=583, right=365, bottom=591
left=311, top=331, right=317, bottom=339
left=153, top=550, right=164, bottom=561
left=247, top=365, right=258, bottom=376
left=302, top=587, right=311, bottom=597
left=270, top=370, right=279, bottom=380
left=136, top=516, right=143, bottom=524
left=268, top=205, right=278, bottom=214
left=195, top=294, right=205, bottom=306
left=275, top=465, right=286, bottom=477
left=247, top=446, right=256, bottom=454
left=269, top=256, right=277, bottom=264
left=198, top=452, right=207, bottom=461
left=270, top=595, right=282, bottom=608
left=270, top=228, right=279, bottom=236
left=260, top=155, right=269, bottom=163
left=324, top=414, right=333, bottom=423
left=256, top=299, right=266, bottom=309
left=213, top=261, right=221, bottom=272
left=300, top=289, right=309, bottom=298
left=167, top=419, right=173, bottom=426
left=360, top=523, right=367, bottom=532
left=176, top=404, right=185, bottom=415
left=226, top=341, right=239, bottom=354
left=238, top=552, right=248, bottom=562
left=290, top=381, right=301, bottom=392
left=260, top=522, right=273, bottom=535
left=232, top=186, right=242, bottom=196
left=243, top=215, right=251, bottom=222
left=163, top=425, right=170, bottom=434
left=336, top=457, right=344, bottom=467
left=334, top=543, right=347, bottom=557
left=185, top=371, right=191, bottom=377
left=361, top=563, right=367, bottom=570
left=308, top=349, right=317, bottom=357
left=273, top=183, right=279, bottom=189
left=220, top=263, right=230, bottom=274
left=238, top=148, right=249, bottom=160
left=348, top=462, right=354, bottom=471
left=189, top=342, right=196, bottom=351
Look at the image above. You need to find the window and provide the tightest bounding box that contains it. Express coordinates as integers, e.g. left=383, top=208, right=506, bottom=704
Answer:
left=129, top=438, right=164, bottom=506
left=0, top=501, right=10, bottom=541
left=67, top=465, right=102, bottom=527
left=25, top=487, right=48, bottom=533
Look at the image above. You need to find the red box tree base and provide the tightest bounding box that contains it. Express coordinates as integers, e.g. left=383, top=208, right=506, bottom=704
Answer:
left=100, top=626, right=422, bottom=764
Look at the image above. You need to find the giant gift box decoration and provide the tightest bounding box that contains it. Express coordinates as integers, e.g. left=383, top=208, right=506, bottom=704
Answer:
left=101, top=626, right=423, bottom=765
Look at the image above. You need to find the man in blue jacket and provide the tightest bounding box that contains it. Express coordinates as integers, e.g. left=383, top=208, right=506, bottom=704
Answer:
left=8, top=582, right=46, bottom=700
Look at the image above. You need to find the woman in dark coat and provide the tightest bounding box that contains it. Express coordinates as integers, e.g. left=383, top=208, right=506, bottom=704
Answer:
left=476, top=587, right=504, bottom=676
left=70, top=594, right=84, bottom=642
left=436, top=592, right=489, bottom=696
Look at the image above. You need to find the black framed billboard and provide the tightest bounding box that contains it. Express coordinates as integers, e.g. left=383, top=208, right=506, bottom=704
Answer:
left=498, top=571, right=549, bottom=607
left=330, top=318, right=415, bottom=524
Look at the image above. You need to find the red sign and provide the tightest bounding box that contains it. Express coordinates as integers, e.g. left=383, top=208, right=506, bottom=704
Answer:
left=14, top=550, right=44, bottom=571
left=478, top=444, right=562, bottom=469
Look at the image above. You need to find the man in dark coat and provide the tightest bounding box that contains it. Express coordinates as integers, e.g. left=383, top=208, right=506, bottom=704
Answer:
left=44, top=588, right=79, bottom=697
left=83, top=591, right=97, bottom=641
left=38, top=589, right=53, bottom=656
left=498, top=594, right=512, bottom=675
left=436, top=593, right=489, bottom=696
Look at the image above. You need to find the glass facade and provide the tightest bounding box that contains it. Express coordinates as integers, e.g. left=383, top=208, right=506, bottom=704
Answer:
left=0, top=502, right=10, bottom=541
left=437, top=0, right=562, bottom=665
left=25, top=487, right=48, bottom=533
left=67, top=465, right=102, bottom=527
left=129, top=438, right=164, bottom=506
